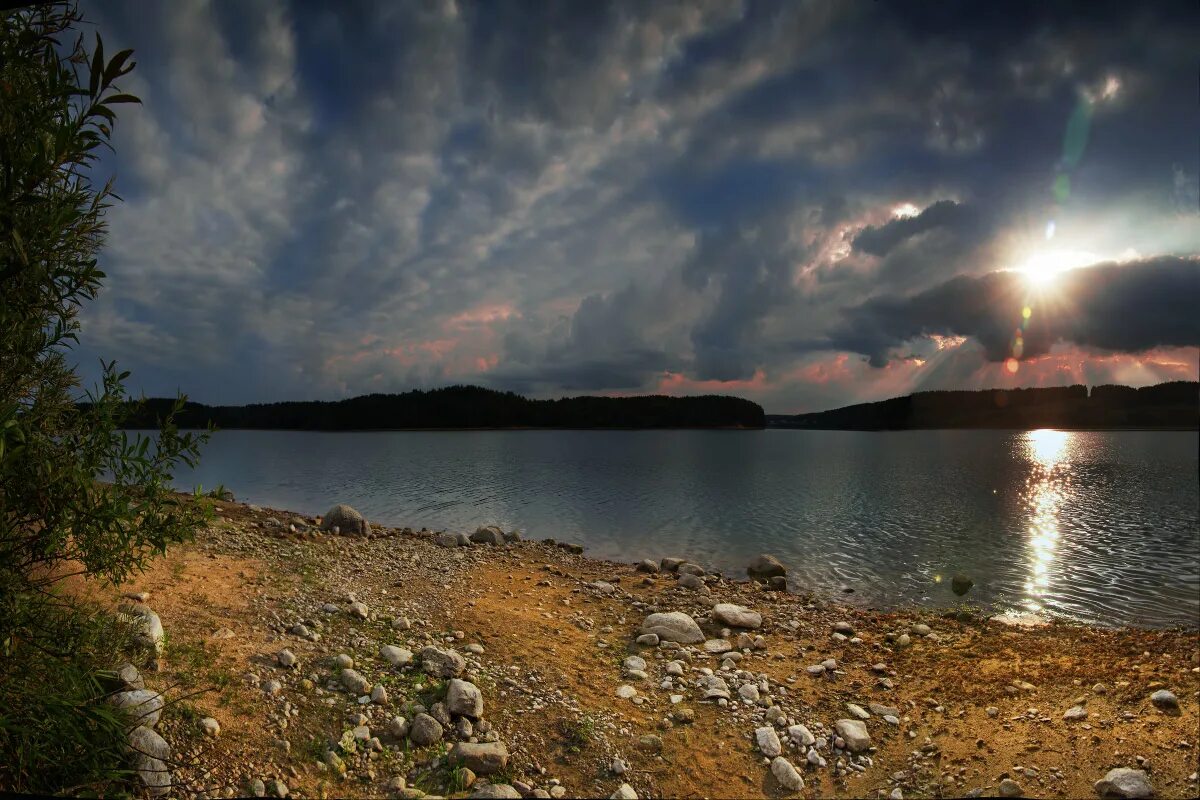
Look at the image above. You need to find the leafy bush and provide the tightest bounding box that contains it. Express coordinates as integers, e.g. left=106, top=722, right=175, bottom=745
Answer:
left=0, top=2, right=210, bottom=793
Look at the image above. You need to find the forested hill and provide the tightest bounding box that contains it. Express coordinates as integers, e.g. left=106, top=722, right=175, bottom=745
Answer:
left=113, top=386, right=766, bottom=430
left=767, top=381, right=1199, bottom=430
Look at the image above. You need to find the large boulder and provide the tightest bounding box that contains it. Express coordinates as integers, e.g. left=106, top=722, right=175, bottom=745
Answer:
left=470, top=526, right=506, bottom=545
left=127, top=725, right=170, bottom=760
left=951, top=573, right=974, bottom=596
left=119, top=603, right=164, bottom=654
left=449, top=741, right=509, bottom=775
left=1094, top=768, right=1154, bottom=799
left=109, top=689, right=165, bottom=729
left=420, top=646, right=466, bottom=677
left=747, top=554, right=786, bottom=581
left=127, top=725, right=171, bottom=797
left=446, top=679, right=484, bottom=719
left=133, top=753, right=171, bottom=797
left=712, top=603, right=762, bottom=629
left=471, top=786, right=522, bottom=799
left=320, top=504, right=369, bottom=536
left=102, top=662, right=144, bottom=692
left=639, top=612, right=704, bottom=644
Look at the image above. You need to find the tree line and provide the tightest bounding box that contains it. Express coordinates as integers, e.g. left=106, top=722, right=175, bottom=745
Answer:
left=768, top=381, right=1199, bottom=430
left=111, top=385, right=768, bottom=430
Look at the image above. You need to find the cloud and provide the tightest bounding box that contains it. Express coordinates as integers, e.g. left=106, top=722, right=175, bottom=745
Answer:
left=852, top=200, right=979, bottom=256
left=65, top=0, right=1200, bottom=411
left=835, top=257, right=1200, bottom=366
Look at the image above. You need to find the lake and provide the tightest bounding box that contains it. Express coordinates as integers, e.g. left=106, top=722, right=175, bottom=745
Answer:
left=162, top=428, right=1199, bottom=629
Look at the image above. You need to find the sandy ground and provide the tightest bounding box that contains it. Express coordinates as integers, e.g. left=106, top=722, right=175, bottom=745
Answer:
left=77, top=499, right=1200, bottom=800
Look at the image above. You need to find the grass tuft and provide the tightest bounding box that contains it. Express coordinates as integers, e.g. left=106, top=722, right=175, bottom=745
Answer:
left=0, top=601, right=143, bottom=795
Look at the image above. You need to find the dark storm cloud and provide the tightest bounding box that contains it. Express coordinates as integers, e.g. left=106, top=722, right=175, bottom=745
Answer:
left=852, top=201, right=980, bottom=257
left=835, top=257, right=1200, bottom=366
left=67, top=0, right=1200, bottom=410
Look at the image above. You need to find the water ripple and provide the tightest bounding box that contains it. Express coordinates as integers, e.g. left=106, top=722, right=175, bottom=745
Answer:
left=169, top=428, right=1200, bottom=629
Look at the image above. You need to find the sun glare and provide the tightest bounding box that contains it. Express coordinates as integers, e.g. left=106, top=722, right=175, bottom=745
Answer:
left=1016, top=248, right=1099, bottom=288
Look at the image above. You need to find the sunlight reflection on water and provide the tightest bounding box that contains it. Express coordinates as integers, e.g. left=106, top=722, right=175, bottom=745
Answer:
left=1021, top=429, right=1072, bottom=614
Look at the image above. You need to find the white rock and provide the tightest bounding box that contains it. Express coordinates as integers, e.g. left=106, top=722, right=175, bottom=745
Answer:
left=833, top=719, right=871, bottom=752
left=999, top=778, right=1022, bottom=797
left=128, top=725, right=170, bottom=761
left=420, top=646, right=466, bottom=677
left=770, top=756, right=805, bottom=791
left=639, top=612, right=704, bottom=644
left=380, top=645, right=413, bottom=667
left=128, top=726, right=171, bottom=797
left=787, top=724, right=815, bottom=747
left=340, top=669, right=371, bottom=695
left=447, top=678, right=484, bottom=718
left=200, top=717, right=221, bottom=737
left=756, top=726, right=782, bottom=757
left=1063, top=705, right=1088, bottom=722
left=712, top=603, right=762, bottom=629
left=610, top=784, right=638, bottom=800
left=1094, top=768, right=1154, bottom=798
left=108, top=689, right=165, bottom=729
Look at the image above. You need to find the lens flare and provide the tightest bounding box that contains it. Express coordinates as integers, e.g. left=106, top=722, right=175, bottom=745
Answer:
left=1017, top=248, right=1098, bottom=287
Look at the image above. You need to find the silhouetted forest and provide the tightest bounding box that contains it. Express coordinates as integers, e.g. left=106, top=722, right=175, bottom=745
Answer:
left=110, top=386, right=766, bottom=430
left=767, top=381, right=1198, bottom=430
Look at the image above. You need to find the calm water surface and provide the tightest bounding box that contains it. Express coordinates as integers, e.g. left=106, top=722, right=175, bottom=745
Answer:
left=166, top=429, right=1199, bottom=629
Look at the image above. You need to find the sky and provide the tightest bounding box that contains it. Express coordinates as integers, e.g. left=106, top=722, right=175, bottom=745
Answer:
left=73, top=0, right=1200, bottom=413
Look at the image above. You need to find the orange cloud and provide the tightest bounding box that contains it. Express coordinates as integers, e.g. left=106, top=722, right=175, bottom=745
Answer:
left=654, top=368, right=769, bottom=395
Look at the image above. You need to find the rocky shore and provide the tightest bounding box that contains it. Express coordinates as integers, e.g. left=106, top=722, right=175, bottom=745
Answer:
left=72, top=498, right=1200, bottom=799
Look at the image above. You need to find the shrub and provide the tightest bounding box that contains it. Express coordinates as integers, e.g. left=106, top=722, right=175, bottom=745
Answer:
left=0, top=2, right=210, bottom=793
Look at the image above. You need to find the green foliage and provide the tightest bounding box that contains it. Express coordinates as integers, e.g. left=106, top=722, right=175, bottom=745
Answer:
left=0, top=2, right=210, bottom=793
left=559, top=713, right=596, bottom=754
left=0, top=600, right=140, bottom=794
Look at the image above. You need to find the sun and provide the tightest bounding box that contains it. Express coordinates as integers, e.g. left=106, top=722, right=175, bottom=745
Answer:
left=1016, top=249, right=1099, bottom=288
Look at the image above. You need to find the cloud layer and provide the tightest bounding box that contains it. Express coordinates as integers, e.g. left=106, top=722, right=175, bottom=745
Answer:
left=73, top=0, right=1200, bottom=411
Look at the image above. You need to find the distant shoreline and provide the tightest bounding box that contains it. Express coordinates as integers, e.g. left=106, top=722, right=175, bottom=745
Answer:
left=766, top=424, right=1198, bottom=432
left=125, top=424, right=766, bottom=432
